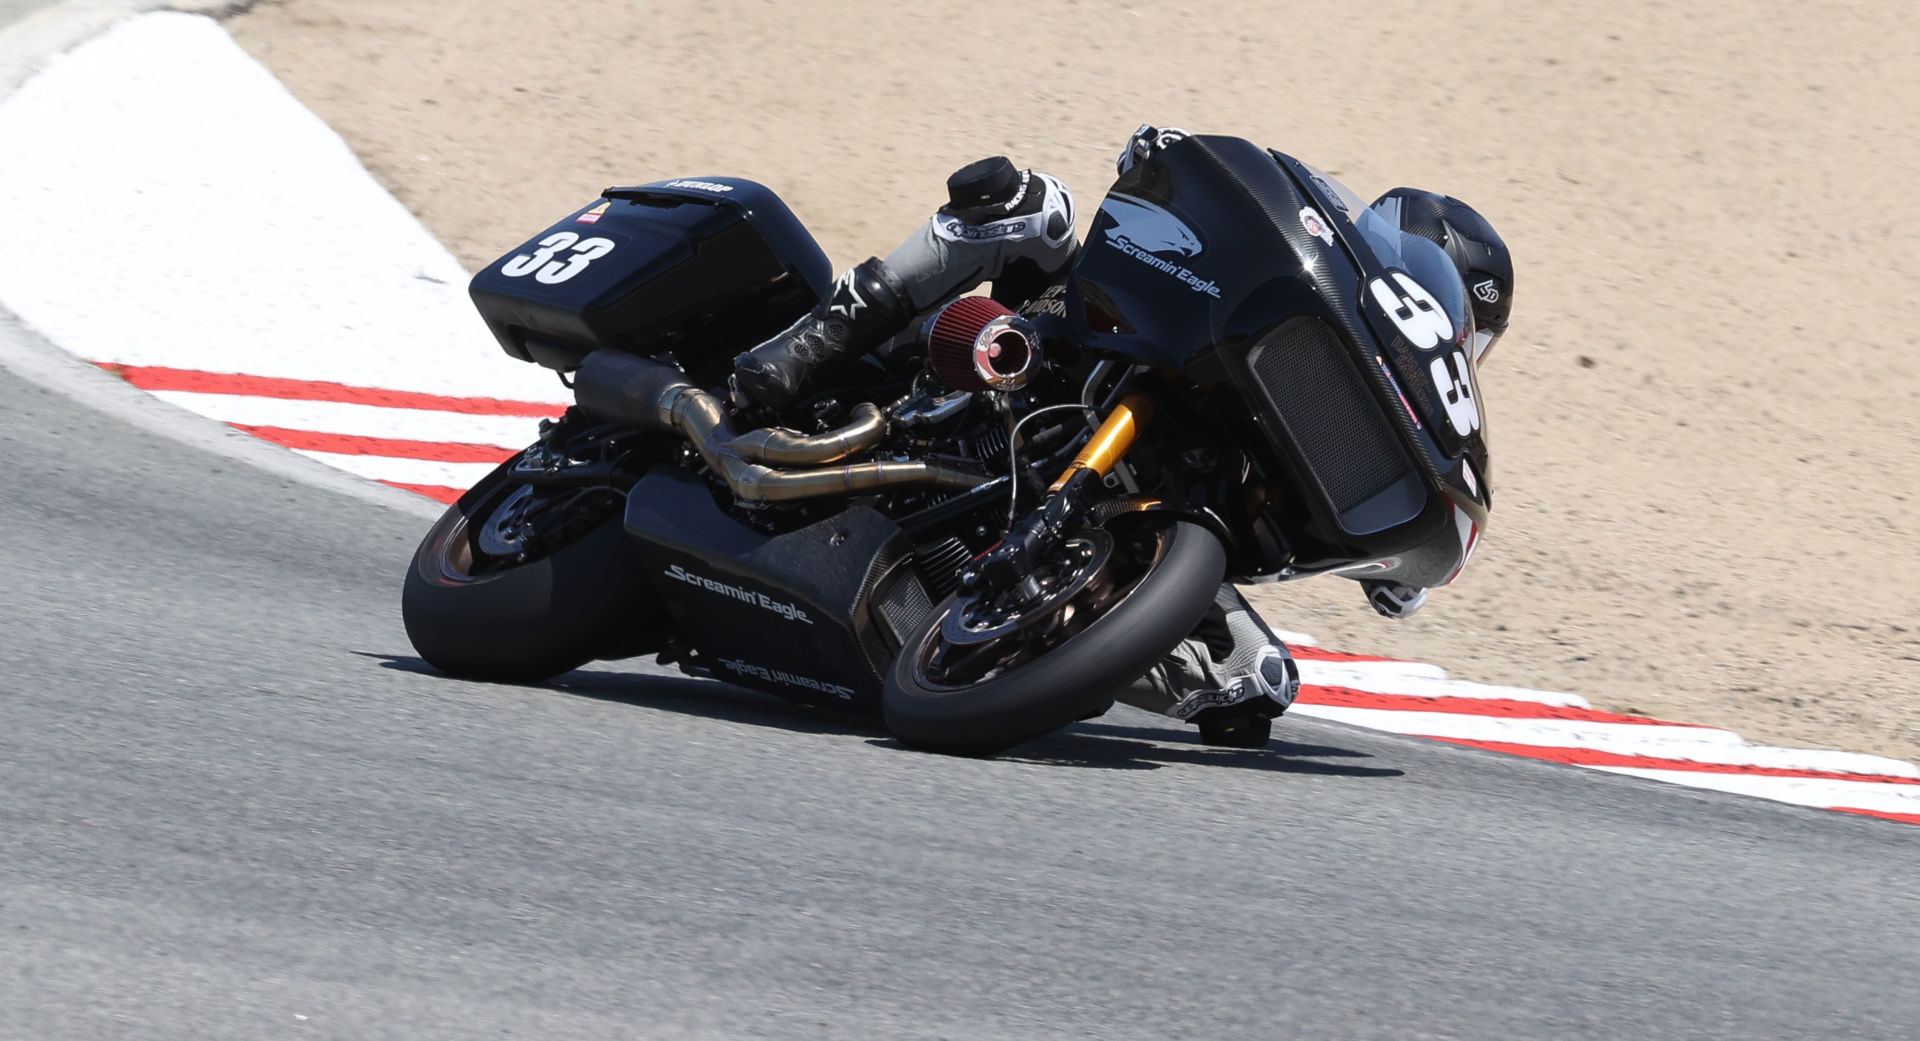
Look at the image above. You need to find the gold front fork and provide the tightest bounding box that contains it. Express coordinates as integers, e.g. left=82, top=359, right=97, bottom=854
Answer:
left=1048, top=393, right=1155, bottom=493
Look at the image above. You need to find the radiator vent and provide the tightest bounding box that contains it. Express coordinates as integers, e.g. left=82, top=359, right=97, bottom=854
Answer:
left=874, top=568, right=936, bottom=648
left=1246, top=317, right=1414, bottom=513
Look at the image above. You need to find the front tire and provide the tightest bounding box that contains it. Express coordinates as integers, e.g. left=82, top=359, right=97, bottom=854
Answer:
left=401, top=454, right=667, bottom=683
left=882, top=517, right=1224, bottom=756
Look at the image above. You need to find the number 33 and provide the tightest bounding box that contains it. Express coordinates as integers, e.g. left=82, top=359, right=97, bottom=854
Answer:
left=501, top=231, right=616, bottom=285
left=1428, top=351, right=1481, bottom=436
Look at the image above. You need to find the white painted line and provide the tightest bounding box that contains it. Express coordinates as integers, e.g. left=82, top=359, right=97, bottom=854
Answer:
left=1293, top=705, right=1920, bottom=777
left=1590, top=767, right=1920, bottom=816
left=148, top=391, right=540, bottom=449
left=288, top=450, right=496, bottom=490
left=1299, top=659, right=1593, bottom=707
left=1300, top=658, right=1449, bottom=681
left=1291, top=704, right=1745, bottom=748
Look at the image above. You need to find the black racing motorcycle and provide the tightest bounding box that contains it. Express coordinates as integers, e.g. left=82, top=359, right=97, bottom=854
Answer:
left=401, top=135, right=1492, bottom=755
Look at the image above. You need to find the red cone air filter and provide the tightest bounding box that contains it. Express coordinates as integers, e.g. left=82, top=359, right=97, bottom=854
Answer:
left=926, top=296, right=1040, bottom=393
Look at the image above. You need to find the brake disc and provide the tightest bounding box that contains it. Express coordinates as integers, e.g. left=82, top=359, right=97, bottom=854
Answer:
left=940, top=528, right=1115, bottom=646
left=474, top=485, right=537, bottom=558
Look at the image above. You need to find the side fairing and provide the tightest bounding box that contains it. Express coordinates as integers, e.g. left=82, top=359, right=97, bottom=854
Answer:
left=1282, top=155, right=1489, bottom=495
left=1068, top=135, right=1491, bottom=568
left=1280, top=152, right=1492, bottom=506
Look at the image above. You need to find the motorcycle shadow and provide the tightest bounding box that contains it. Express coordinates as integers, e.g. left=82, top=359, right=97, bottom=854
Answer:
left=367, top=652, right=886, bottom=740
left=367, top=653, right=1401, bottom=775
left=930, top=719, right=1406, bottom=776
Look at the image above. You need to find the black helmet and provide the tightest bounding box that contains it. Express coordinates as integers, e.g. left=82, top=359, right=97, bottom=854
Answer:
left=1370, top=188, right=1512, bottom=359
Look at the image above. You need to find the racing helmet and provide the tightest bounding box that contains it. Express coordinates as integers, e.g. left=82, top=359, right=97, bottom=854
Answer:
left=1369, top=188, right=1513, bottom=361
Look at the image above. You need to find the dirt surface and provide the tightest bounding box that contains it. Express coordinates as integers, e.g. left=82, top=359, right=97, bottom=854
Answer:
left=227, top=0, right=1919, bottom=762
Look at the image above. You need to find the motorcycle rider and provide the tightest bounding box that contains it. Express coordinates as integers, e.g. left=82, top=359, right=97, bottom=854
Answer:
left=730, top=126, right=1514, bottom=747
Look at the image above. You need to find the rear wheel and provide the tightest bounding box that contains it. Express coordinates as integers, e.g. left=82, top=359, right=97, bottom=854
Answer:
left=401, top=452, right=667, bottom=683
left=882, top=517, right=1224, bottom=756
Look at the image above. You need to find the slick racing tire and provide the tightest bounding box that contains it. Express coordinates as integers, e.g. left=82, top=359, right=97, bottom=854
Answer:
left=402, top=453, right=667, bottom=683
left=883, top=517, right=1224, bottom=756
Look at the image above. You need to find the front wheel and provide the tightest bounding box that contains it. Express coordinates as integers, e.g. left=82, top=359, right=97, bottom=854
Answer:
left=401, top=452, right=668, bottom=683
left=882, top=517, right=1225, bottom=756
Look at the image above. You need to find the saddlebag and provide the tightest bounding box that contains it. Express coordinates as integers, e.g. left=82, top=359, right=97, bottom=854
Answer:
left=469, top=178, right=833, bottom=377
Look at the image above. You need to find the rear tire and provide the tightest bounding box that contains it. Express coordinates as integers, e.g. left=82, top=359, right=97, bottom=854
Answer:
left=882, top=517, right=1224, bottom=756
left=401, top=454, right=668, bottom=683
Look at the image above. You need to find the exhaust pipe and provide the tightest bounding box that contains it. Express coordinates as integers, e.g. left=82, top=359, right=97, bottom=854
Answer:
left=573, top=350, right=987, bottom=503
left=726, top=404, right=887, bottom=466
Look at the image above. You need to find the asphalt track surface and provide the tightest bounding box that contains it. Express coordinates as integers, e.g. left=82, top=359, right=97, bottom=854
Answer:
left=2, top=325, right=1918, bottom=1039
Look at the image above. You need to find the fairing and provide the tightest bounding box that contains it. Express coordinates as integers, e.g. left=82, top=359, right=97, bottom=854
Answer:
left=622, top=465, right=928, bottom=712
left=1067, top=135, right=1490, bottom=576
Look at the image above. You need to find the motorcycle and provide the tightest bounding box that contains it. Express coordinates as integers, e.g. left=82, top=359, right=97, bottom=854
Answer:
left=401, top=134, right=1492, bottom=756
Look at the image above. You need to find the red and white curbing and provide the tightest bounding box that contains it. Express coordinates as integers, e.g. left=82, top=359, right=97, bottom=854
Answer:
left=107, top=364, right=552, bottom=503
left=3, top=11, right=1915, bottom=823
left=1287, top=647, right=1920, bottom=822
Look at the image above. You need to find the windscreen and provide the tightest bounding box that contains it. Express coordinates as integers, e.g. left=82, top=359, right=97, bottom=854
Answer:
left=1295, top=161, right=1474, bottom=349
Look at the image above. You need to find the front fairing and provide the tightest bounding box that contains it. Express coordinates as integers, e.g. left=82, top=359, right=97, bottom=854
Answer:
left=1066, top=136, right=1490, bottom=542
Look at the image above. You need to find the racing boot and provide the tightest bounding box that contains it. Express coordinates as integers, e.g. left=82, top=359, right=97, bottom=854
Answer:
left=1127, top=584, right=1301, bottom=749
left=729, top=256, right=911, bottom=412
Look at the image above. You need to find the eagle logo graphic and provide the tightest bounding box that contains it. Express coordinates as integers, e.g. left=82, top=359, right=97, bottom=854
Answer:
left=1099, top=195, right=1203, bottom=257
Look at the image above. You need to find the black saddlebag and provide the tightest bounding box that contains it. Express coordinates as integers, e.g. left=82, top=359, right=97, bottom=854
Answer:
left=470, top=178, right=833, bottom=377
